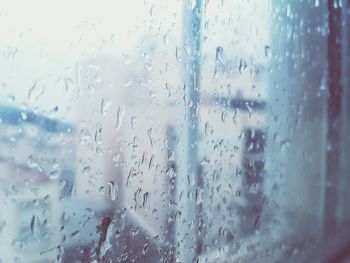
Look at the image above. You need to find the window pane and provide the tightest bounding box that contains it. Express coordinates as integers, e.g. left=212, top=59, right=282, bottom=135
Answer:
left=0, top=0, right=349, bottom=262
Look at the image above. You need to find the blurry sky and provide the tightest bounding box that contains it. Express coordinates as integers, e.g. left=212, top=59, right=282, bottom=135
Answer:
left=0, top=0, right=269, bottom=120
left=0, top=0, right=181, bottom=120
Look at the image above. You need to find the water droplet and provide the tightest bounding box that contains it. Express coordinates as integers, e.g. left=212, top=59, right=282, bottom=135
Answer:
left=221, top=111, right=226, bottom=122
left=26, top=154, right=42, bottom=172
left=264, top=45, right=271, bottom=57
left=142, top=243, right=149, bottom=255
left=101, top=98, right=112, bottom=115
left=112, top=153, right=121, bottom=164
left=28, top=81, right=37, bottom=101
left=204, top=122, right=210, bottom=136
left=124, top=80, right=133, bottom=88
left=83, top=166, right=91, bottom=176
left=149, top=5, right=155, bottom=16
left=147, top=128, right=154, bottom=148
left=216, top=46, right=224, bottom=64
left=48, top=170, right=59, bottom=179
left=116, top=106, right=125, bottom=131
left=7, top=95, right=15, bottom=102
left=129, top=227, right=139, bottom=236
left=144, top=62, right=153, bottom=72
left=95, top=126, right=103, bottom=145
left=130, top=116, right=137, bottom=129
left=88, top=85, right=95, bottom=94
left=71, top=230, right=80, bottom=237
left=21, top=111, right=28, bottom=120
left=163, top=34, right=168, bottom=45
left=239, top=59, right=247, bottom=74
left=122, top=253, right=129, bottom=261
left=175, top=47, right=183, bottom=62
left=149, top=155, right=155, bottom=170
left=108, top=181, right=119, bottom=201
left=64, top=77, right=74, bottom=92
left=79, top=129, right=91, bottom=144
left=142, top=192, right=150, bottom=208
left=232, top=109, right=238, bottom=124
left=30, top=215, right=36, bottom=235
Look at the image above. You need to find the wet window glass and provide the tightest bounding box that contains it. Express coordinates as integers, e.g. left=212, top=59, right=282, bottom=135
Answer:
left=0, top=0, right=349, bottom=262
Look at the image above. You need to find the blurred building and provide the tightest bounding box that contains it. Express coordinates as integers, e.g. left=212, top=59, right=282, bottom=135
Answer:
left=0, top=105, right=75, bottom=262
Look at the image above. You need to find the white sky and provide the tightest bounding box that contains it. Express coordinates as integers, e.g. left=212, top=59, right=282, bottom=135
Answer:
left=0, top=0, right=269, bottom=121
left=0, top=0, right=182, bottom=119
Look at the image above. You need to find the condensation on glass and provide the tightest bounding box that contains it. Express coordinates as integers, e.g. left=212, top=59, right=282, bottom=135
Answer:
left=0, top=0, right=349, bottom=262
